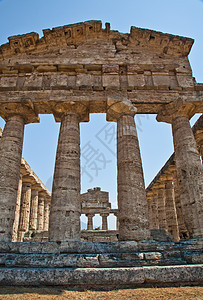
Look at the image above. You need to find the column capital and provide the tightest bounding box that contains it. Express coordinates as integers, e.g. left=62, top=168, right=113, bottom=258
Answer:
left=0, top=102, right=39, bottom=124
left=156, top=99, right=196, bottom=124
left=22, top=176, right=33, bottom=185
left=195, top=129, right=203, bottom=145
left=146, top=190, right=153, bottom=199
left=53, top=101, right=89, bottom=122
left=155, top=181, right=165, bottom=189
left=160, top=174, right=173, bottom=183
left=106, top=99, right=137, bottom=122
left=86, top=213, right=95, bottom=217
left=100, top=213, right=109, bottom=217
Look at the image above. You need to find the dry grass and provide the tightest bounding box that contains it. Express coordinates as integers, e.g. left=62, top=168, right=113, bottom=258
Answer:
left=0, top=286, right=202, bottom=300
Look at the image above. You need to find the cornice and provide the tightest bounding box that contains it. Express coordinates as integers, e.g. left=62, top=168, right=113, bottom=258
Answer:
left=0, top=20, right=194, bottom=59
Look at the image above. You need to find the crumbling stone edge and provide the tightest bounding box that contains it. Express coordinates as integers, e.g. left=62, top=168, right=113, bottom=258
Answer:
left=0, top=265, right=202, bottom=289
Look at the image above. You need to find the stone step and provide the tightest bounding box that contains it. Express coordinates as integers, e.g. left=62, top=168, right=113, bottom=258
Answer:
left=0, top=251, right=202, bottom=268
left=0, top=239, right=202, bottom=254
left=0, top=265, right=202, bottom=289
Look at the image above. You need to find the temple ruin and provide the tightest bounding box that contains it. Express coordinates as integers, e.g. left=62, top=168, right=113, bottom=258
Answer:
left=0, top=20, right=202, bottom=288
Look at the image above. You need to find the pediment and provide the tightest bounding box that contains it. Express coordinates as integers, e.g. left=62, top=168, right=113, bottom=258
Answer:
left=0, top=20, right=194, bottom=61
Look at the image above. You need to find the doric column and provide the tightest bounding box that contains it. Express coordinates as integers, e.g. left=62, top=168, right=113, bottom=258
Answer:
left=195, top=130, right=203, bottom=162
left=12, top=174, right=23, bottom=242
left=107, top=99, right=149, bottom=241
left=170, top=165, right=189, bottom=239
left=29, top=187, right=39, bottom=231
left=44, top=200, right=50, bottom=231
left=0, top=103, right=39, bottom=242
left=37, top=196, right=45, bottom=231
left=17, top=178, right=32, bottom=242
left=86, top=213, right=95, bottom=230
left=162, top=174, right=179, bottom=241
left=49, top=102, right=89, bottom=241
left=101, top=213, right=109, bottom=230
left=114, top=212, right=119, bottom=230
left=0, top=116, right=25, bottom=242
left=150, top=187, right=159, bottom=229
left=156, top=182, right=168, bottom=232
left=146, top=192, right=153, bottom=229
left=157, top=101, right=203, bottom=238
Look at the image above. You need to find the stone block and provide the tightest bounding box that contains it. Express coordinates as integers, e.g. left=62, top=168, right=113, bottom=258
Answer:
left=144, top=252, right=162, bottom=260
left=102, top=74, right=119, bottom=87
left=176, top=74, right=194, bottom=87
left=50, top=74, right=68, bottom=87
left=152, top=72, right=170, bottom=86
left=0, top=265, right=202, bottom=288
left=0, top=76, right=17, bottom=87
left=102, top=64, right=119, bottom=73
left=24, top=74, right=43, bottom=87
left=127, top=74, right=145, bottom=87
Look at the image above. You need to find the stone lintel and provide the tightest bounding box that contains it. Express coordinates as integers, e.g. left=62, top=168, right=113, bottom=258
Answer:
left=53, top=101, right=89, bottom=122
left=21, top=158, right=50, bottom=196
left=0, top=102, right=39, bottom=124
left=0, top=90, right=202, bottom=115
left=82, top=209, right=111, bottom=215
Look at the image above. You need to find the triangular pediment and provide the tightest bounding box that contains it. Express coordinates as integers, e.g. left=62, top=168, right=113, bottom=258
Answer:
left=0, top=20, right=194, bottom=61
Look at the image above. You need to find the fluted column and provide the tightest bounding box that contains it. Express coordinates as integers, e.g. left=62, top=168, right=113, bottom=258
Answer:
left=86, top=213, right=94, bottom=230
left=107, top=99, right=149, bottom=241
left=101, top=213, right=109, bottom=230
left=170, top=166, right=189, bottom=239
left=29, top=188, right=39, bottom=231
left=114, top=212, right=119, bottom=230
left=157, top=101, right=203, bottom=238
left=151, top=187, right=159, bottom=229
left=12, top=174, right=23, bottom=242
left=172, top=116, right=203, bottom=238
left=17, top=179, right=32, bottom=242
left=195, top=130, right=203, bottom=163
left=0, top=116, right=25, bottom=242
left=162, top=175, right=179, bottom=241
left=44, top=200, right=50, bottom=231
left=156, top=182, right=168, bottom=233
left=146, top=192, right=153, bottom=229
left=49, top=102, right=89, bottom=241
left=37, top=196, right=45, bottom=231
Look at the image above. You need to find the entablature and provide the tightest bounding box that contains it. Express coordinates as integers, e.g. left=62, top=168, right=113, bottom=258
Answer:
left=0, top=20, right=194, bottom=60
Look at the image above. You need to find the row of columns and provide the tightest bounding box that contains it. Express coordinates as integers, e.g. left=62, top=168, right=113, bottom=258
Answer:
left=12, top=175, right=51, bottom=242
left=147, top=119, right=203, bottom=241
left=86, top=212, right=119, bottom=231
left=0, top=100, right=202, bottom=242
left=147, top=172, right=184, bottom=241
left=49, top=100, right=150, bottom=241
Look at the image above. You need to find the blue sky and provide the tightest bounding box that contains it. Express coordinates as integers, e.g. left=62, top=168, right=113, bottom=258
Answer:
left=0, top=0, right=202, bottom=228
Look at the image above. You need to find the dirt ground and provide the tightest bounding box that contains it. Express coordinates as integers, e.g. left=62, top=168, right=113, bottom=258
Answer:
left=0, top=286, right=202, bottom=300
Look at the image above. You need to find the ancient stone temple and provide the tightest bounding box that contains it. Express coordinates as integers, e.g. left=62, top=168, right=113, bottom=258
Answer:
left=0, top=20, right=202, bottom=288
